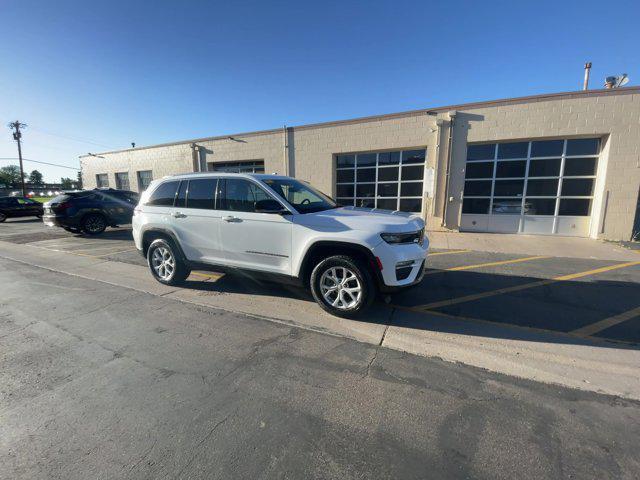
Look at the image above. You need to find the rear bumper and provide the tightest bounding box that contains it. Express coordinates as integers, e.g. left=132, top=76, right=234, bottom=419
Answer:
left=42, top=214, right=80, bottom=228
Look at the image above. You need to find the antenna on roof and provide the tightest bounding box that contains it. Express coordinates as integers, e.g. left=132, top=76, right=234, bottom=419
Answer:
left=604, top=73, right=629, bottom=89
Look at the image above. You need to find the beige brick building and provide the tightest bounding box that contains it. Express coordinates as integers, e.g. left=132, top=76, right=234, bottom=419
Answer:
left=80, top=87, right=640, bottom=241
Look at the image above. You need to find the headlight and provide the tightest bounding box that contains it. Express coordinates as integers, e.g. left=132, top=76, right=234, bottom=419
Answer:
left=380, top=230, right=423, bottom=245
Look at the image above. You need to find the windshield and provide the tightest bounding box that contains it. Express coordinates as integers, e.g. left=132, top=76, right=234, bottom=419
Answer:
left=262, top=178, right=337, bottom=214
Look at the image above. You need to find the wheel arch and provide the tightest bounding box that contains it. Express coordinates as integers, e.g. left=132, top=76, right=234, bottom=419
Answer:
left=298, top=240, right=382, bottom=288
left=140, top=227, right=187, bottom=262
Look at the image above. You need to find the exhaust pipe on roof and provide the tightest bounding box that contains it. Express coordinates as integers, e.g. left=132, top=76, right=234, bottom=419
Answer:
left=583, top=62, right=592, bottom=90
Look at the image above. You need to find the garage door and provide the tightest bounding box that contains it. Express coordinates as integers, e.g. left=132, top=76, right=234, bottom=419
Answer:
left=460, top=138, right=600, bottom=236
left=335, top=149, right=426, bottom=213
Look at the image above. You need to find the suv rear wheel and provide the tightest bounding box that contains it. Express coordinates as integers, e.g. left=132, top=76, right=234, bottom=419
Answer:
left=147, top=238, right=191, bottom=285
left=0, top=212, right=6, bottom=223
left=82, top=213, right=107, bottom=235
left=310, top=255, right=375, bottom=317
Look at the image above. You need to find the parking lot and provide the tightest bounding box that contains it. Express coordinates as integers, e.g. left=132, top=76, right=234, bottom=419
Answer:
left=2, top=217, right=640, bottom=344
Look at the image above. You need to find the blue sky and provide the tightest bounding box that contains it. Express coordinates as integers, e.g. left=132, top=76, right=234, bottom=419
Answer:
left=1, top=0, right=638, bottom=182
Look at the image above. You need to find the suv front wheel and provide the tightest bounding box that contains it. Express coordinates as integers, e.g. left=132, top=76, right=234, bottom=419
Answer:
left=310, top=255, right=375, bottom=318
left=147, top=238, right=191, bottom=285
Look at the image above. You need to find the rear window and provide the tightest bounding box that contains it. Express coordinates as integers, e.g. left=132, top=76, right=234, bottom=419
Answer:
left=146, top=181, right=179, bottom=206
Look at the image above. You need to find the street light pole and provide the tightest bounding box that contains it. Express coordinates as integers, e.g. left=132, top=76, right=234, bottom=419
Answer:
left=8, top=121, right=27, bottom=197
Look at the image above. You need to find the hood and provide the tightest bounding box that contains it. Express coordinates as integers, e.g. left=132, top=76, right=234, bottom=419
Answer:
left=296, top=206, right=424, bottom=233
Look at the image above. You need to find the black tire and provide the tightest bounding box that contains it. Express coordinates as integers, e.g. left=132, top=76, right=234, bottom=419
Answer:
left=81, top=213, right=107, bottom=235
left=0, top=212, right=6, bottom=223
left=63, top=226, right=82, bottom=234
left=310, top=255, right=376, bottom=318
left=146, top=238, right=191, bottom=285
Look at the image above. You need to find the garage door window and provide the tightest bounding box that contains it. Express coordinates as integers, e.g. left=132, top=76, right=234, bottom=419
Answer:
left=463, top=138, right=600, bottom=234
left=336, top=148, right=426, bottom=213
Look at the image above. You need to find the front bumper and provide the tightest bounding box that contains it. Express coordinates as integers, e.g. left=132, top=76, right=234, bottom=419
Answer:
left=371, top=237, right=429, bottom=290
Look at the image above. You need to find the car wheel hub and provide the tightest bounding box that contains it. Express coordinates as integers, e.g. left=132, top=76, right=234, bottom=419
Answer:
left=151, top=247, right=175, bottom=280
left=320, top=266, right=362, bottom=310
left=86, top=216, right=105, bottom=232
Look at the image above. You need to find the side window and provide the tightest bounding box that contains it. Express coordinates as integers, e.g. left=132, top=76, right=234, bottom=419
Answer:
left=146, top=181, right=179, bottom=206
left=175, top=181, right=187, bottom=208
left=221, top=179, right=272, bottom=212
left=186, top=178, right=217, bottom=210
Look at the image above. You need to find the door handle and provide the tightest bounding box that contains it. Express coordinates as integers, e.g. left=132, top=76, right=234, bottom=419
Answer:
left=172, top=211, right=187, bottom=219
left=222, top=215, right=237, bottom=222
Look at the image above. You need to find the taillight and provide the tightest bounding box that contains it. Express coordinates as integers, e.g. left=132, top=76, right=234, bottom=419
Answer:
left=54, top=202, right=72, bottom=212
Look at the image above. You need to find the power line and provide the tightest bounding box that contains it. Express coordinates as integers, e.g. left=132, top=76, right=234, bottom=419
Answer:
left=0, top=157, right=80, bottom=170
left=28, top=126, right=116, bottom=149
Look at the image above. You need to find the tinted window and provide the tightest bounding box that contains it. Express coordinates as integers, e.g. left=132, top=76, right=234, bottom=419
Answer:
left=493, top=179, right=524, bottom=196
left=400, top=183, right=422, bottom=196
left=559, top=199, right=591, bottom=216
left=566, top=138, right=599, bottom=156
left=378, top=151, right=400, bottom=165
left=528, top=159, right=561, bottom=177
left=377, top=183, right=398, bottom=197
left=376, top=198, right=397, bottom=210
left=462, top=198, right=490, bottom=214
left=356, top=184, right=375, bottom=197
left=526, top=179, right=558, bottom=196
left=336, top=184, right=354, bottom=197
left=401, top=165, right=424, bottom=181
left=356, top=168, right=376, bottom=182
left=378, top=167, right=399, bottom=181
left=531, top=140, right=564, bottom=157
left=357, top=153, right=377, bottom=167
left=564, top=157, right=597, bottom=176
left=497, top=142, right=528, bottom=159
left=187, top=178, right=217, bottom=209
left=221, top=179, right=271, bottom=212
left=464, top=181, right=492, bottom=197
left=467, top=144, right=495, bottom=161
left=496, top=161, right=526, bottom=178
left=336, top=155, right=355, bottom=167
left=525, top=199, right=556, bottom=215
left=336, top=169, right=354, bottom=183
left=465, top=162, right=493, bottom=179
left=561, top=179, right=594, bottom=196
left=402, top=150, right=426, bottom=164
left=147, top=181, right=179, bottom=206
left=399, top=198, right=421, bottom=212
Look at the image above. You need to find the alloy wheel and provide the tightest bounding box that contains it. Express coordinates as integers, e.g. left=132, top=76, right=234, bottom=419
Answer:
left=85, top=215, right=105, bottom=233
left=151, top=246, right=175, bottom=281
left=319, top=266, right=362, bottom=310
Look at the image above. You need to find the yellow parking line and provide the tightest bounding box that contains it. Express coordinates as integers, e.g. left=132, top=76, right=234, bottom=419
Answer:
left=417, top=260, right=640, bottom=311
left=571, top=306, right=640, bottom=336
left=424, top=255, right=549, bottom=276
left=428, top=249, right=470, bottom=256
left=191, top=271, right=224, bottom=281
left=94, top=249, right=138, bottom=257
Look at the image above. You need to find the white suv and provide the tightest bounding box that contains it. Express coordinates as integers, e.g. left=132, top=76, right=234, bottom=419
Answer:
left=132, top=173, right=428, bottom=317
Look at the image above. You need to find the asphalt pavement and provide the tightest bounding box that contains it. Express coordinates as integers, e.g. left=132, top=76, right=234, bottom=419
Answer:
left=1, top=257, right=639, bottom=479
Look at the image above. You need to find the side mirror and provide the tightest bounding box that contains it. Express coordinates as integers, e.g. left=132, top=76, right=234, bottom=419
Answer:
left=255, top=198, right=288, bottom=214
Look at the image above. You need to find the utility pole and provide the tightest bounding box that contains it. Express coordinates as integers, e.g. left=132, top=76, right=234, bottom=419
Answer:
left=8, top=121, right=27, bottom=196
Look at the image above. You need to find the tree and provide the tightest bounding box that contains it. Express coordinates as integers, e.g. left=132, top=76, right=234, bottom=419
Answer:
left=76, top=171, right=83, bottom=189
left=60, top=177, right=75, bottom=189
left=0, top=165, right=21, bottom=188
left=28, top=169, right=44, bottom=186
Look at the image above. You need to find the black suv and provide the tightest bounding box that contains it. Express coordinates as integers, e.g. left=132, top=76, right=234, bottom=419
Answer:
left=0, top=196, right=44, bottom=222
left=42, top=188, right=139, bottom=234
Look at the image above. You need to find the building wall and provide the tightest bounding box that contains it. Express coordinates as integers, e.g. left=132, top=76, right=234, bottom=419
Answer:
left=79, top=88, right=640, bottom=241
left=445, top=90, right=640, bottom=241
left=80, top=143, right=193, bottom=192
